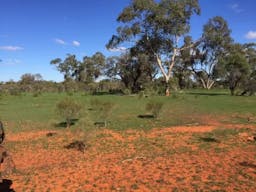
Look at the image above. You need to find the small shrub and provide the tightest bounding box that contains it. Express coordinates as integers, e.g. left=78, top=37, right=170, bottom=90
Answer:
left=138, top=91, right=145, bottom=99
left=97, top=101, right=115, bottom=127
left=123, top=88, right=131, bottom=95
left=56, top=97, right=82, bottom=128
left=9, top=88, right=22, bottom=96
left=99, top=101, right=115, bottom=119
left=90, top=99, right=115, bottom=127
left=146, top=100, right=163, bottom=118
left=66, top=91, right=74, bottom=96
left=171, top=93, right=179, bottom=99
left=33, top=91, right=42, bottom=97
left=143, top=87, right=158, bottom=96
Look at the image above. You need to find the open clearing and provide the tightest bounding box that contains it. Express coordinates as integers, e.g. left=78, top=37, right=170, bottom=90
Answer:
left=3, top=120, right=256, bottom=191
left=0, top=92, right=255, bottom=191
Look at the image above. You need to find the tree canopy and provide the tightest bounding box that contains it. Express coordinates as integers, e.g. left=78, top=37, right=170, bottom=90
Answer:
left=107, top=0, right=201, bottom=95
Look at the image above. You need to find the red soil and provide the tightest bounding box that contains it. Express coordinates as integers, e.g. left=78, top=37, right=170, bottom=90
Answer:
left=2, top=122, right=256, bottom=191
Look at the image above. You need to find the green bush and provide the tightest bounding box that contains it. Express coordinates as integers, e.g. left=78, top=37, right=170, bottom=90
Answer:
left=9, top=88, right=22, bottom=96
left=56, top=97, right=82, bottom=128
left=90, top=99, right=115, bottom=127
left=33, top=90, right=42, bottom=97
left=122, top=88, right=131, bottom=95
left=98, top=101, right=115, bottom=121
left=146, top=100, right=164, bottom=118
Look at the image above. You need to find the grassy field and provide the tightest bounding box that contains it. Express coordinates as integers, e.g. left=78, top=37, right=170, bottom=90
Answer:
left=1, top=89, right=256, bottom=191
left=0, top=89, right=255, bottom=133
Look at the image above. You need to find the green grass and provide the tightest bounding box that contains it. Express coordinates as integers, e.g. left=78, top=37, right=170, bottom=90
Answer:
left=0, top=89, right=255, bottom=133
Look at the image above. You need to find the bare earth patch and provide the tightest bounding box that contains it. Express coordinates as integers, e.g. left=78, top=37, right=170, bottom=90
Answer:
left=2, top=122, right=256, bottom=191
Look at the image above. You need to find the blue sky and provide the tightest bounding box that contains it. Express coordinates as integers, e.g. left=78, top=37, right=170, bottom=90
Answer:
left=0, top=0, right=255, bottom=82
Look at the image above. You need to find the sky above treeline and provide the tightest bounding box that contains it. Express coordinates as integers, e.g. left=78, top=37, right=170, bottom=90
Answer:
left=0, top=0, right=255, bottom=82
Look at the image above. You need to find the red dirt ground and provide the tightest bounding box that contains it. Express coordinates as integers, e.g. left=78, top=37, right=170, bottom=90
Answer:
left=2, top=121, right=256, bottom=191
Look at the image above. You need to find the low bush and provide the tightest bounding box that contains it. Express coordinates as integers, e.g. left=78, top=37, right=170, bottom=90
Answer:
left=56, top=97, right=82, bottom=128
left=146, top=100, right=163, bottom=118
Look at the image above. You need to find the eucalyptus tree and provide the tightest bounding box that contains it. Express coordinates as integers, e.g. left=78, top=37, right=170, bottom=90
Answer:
left=79, top=52, right=106, bottom=83
left=192, top=16, right=233, bottom=89
left=50, top=52, right=105, bottom=83
left=173, top=36, right=197, bottom=89
left=50, top=54, right=80, bottom=81
left=240, top=43, right=256, bottom=95
left=219, top=43, right=250, bottom=95
left=106, top=52, right=157, bottom=93
left=19, top=73, right=43, bottom=92
left=107, top=0, right=200, bottom=95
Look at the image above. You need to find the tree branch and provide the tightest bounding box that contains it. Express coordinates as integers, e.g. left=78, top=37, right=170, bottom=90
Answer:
left=156, top=54, right=168, bottom=81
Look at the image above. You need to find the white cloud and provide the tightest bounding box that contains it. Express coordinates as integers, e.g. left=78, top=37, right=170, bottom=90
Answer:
left=245, top=31, right=256, bottom=40
left=0, top=46, right=24, bottom=51
left=108, top=47, right=127, bottom=52
left=230, top=3, right=243, bottom=13
left=0, top=59, right=21, bottom=66
left=55, top=38, right=66, bottom=45
left=72, top=40, right=80, bottom=47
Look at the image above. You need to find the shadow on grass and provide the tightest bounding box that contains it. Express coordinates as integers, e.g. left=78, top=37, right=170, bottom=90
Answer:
left=92, top=90, right=124, bottom=96
left=0, top=179, right=15, bottom=192
left=94, top=121, right=106, bottom=127
left=55, top=119, right=79, bottom=128
left=199, top=137, right=220, bottom=143
left=138, top=114, right=155, bottom=119
left=239, top=161, right=256, bottom=169
left=187, top=92, right=227, bottom=96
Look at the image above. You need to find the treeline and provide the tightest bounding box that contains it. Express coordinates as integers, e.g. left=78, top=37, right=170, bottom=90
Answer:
left=1, top=0, right=256, bottom=96
left=0, top=42, right=255, bottom=96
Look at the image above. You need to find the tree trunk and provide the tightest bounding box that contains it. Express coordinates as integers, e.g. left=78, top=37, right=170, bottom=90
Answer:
left=230, top=87, right=235, bottom=96
left=66, top=118, right=71, bottom=128
left=178, top=75, right=186, bottom=89
left=165, top=82, right=170, bottom=96
left=199, top=77, right=206, bottom=89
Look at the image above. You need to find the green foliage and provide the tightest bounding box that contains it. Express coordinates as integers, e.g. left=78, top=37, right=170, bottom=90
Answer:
left=90, top=98, right=115, bottom=127
left=193, top=16, right=233, bottom=89
left=220, top=43, right=250, bottom=95
left=98, top=101, right=115, bottom=121
left=202, top=16, right=232, bottom=49
left=32, top=91, right=42, bottom=97
left=50, top=54, right=80, bottom=81
left=108, top=0, right=200, bottom=49
left=107, top=0, right=200, bottom=94
left=9, top=87, right=22, bottom=96
left=122, top=88, right=131, bottom=95
left=56, top=97, right=82, bottom=128
left=1, top=91, right=256, bottom=133
left=50, top=52, right=106, bottom=83
left=81, top=52, right=106, bottom=83
left=145, top=100, right=164, bottom=118
left=106, top=53, right=156, bottom=93
left=240, top=43, right=256, bottom=96
left=63, top=80, right=79, bottom=93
